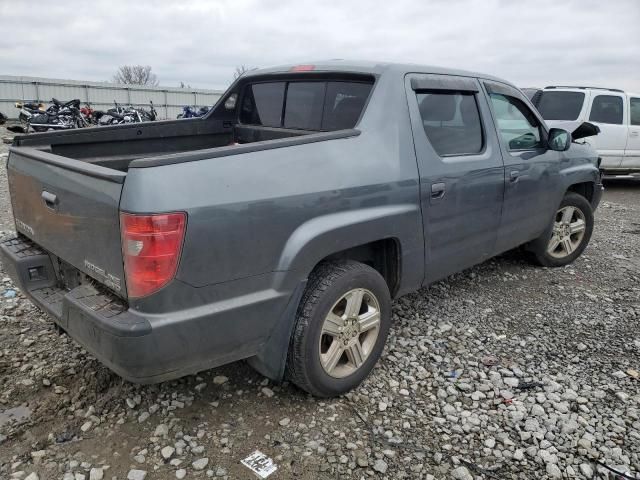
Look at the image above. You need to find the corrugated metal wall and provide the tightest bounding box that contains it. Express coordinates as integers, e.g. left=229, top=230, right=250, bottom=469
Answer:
left=0, top=75, right=224, bottom=120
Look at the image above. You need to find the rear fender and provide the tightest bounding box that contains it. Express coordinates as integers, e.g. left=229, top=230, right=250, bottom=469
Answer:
left=276, top=204, right=420, bottom=278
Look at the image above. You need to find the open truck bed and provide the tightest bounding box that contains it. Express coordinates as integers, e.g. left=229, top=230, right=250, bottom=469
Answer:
left=11, top=118, right=317, bottom=171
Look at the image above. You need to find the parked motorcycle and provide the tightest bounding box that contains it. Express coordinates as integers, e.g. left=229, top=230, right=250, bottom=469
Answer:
left=15, top=98, right=87, bottom=132
left=80, top=103, right=98, bottom=125
left=138, top=101, right=157, bottom=122
left=15, top=101, right=45, bottom=125
left=95, top=100, right=158, bottom=126
left=177, top=105, right=209, bottom=119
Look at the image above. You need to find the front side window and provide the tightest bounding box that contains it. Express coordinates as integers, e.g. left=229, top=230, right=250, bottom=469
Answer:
left=589, top=95, right=623, bottom=124
left=536, top=91, right=585, bottom=121
left=629, top=97, right=640, bottom=126
left=489, top=93, right=543, bottom=150
left=416, top=91, right=483, bottom=156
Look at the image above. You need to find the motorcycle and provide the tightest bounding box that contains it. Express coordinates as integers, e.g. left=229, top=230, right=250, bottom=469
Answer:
left=15, top=101, right=46, bottom=125
left=177, top=105, right=209, bottom=119
left=15, top=98, right=87, bottom=132
left=80, top=103, right=98, bottom=125
left=137, top=101, right=157, bottom=122
left=95, top=100, right=158, bottom=126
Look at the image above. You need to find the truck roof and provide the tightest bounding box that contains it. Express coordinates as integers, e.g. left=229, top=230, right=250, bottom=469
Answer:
left=543, top=85, right=639, bottom=97
left=243, top=59, right=517, bottom=89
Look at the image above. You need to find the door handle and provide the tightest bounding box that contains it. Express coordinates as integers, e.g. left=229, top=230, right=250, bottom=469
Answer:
left=509, top=170, right=520, bottom=182
left=41, top=191, right=58, bottom=209
left=631, top=131, right=639, bottom=137
left=431, top=182, right=446, bottom=199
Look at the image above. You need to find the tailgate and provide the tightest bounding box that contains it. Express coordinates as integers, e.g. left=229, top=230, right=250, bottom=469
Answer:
left=7, top=147, right=128, bottom=297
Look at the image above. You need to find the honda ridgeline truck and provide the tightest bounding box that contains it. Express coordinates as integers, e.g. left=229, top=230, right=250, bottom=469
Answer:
left=1, top=61, right=602, bottom=397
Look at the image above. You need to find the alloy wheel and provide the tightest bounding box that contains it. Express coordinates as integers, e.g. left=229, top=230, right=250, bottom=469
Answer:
left=319, top=288, right=381, bottom=378
left=547, top=205, right=587, bottom=258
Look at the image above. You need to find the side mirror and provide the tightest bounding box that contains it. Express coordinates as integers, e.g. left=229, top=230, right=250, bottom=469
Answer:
left=571, top=121, right=600, bottom=141
left=548, top=128, right=571, bottom=151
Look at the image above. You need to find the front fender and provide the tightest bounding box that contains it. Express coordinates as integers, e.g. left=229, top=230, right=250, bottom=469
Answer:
left=559, top=163, right=600, bottom=186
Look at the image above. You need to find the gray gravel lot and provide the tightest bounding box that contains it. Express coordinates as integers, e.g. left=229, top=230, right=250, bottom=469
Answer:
left=0, top=126, right=639, bottom=480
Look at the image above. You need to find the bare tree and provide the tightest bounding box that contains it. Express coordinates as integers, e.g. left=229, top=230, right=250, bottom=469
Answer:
left=179, top=81, right=192, bottom=89
left=112, top=65, right=159, bottom=86
left=233, top=65, right=255, bottom=80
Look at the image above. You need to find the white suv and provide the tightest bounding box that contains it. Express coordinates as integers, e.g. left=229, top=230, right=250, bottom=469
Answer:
left=533, top=86, right=640, bottom=174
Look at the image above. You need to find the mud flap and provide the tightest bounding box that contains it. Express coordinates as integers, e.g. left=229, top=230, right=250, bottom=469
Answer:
left=246, top=280, right=307, bottom=381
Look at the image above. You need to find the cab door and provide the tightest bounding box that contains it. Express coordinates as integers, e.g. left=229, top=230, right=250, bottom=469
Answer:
left=622, top=96, right=640, bottom=169
left=405, top=74, right=505, bottom=285
left=483, top=81, right=563, bottom=252
left=587, top=92, right=628, bottom=169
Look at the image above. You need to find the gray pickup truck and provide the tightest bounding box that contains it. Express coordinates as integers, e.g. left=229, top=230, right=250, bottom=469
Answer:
left=1, top=61, right=602, bottom=397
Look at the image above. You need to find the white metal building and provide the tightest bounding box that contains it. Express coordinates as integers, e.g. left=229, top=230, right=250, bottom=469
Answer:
left=0, top=75, right=224, bottom=120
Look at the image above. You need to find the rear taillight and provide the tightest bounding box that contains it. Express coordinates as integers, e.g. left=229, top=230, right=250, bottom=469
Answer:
left=120, top=212, right=187, bottom=298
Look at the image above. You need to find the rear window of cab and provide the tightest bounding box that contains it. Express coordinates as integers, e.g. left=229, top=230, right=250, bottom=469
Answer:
left=239, top=80, right=373, bottom=131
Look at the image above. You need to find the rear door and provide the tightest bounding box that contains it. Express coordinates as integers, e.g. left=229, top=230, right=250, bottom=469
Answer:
left=405, top=74, right=505, bottom=284
left=483, top=81, right=562, bottom=251
left=623, top=96, right=640, bottom=169
left=7, top=147, right=127, bottom=296
left=587, top=92, right=628, bottom=168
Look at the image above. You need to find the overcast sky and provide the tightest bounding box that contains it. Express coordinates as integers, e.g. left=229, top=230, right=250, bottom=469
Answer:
left=1, top=0, right=639, bottom=92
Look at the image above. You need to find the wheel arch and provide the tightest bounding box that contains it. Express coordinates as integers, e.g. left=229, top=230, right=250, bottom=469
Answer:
left=567, top=181, right=595, bottom=203
left=276, top=204, right=423, bottom=296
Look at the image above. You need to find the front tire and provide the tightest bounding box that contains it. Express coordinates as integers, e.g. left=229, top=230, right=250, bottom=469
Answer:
left=528, top=192, right=594, bottom=267
left=286, top=261, right=391, bottom=397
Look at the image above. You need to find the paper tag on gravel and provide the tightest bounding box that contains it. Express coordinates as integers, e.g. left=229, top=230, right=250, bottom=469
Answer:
left=241, top=450, right=277, bottom=478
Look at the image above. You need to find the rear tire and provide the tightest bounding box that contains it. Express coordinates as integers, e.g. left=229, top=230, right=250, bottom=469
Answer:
left=528, top=192, right=594, bottom=267
left=286, top=261, right=391, bottom=397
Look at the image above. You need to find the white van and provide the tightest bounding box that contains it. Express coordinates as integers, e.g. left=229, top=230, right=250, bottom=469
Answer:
left=533, top=86, right=640, bottom=174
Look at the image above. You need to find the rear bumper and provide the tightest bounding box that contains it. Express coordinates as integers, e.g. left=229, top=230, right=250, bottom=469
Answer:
left=0, top=235, right=293, bottom=383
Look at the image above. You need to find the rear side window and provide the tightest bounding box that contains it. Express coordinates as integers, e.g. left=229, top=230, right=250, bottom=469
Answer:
left=322, top=82, right=373, bottom=130
left=589, top=95, right=623, bottom=124
left=240, top=80, right=372, bottom=130
left=629, top=98, right=640, bottom=126
left=536, top=91, right=585, bottom=121
left=239, top=82, right=285, bottom=127
left=416, top=91, right=483, bottom=156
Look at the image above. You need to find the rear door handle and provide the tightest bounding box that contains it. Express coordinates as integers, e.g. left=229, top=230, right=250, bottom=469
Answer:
left=509, top=170, right=520, bottom=182
left=431, top=182, right=446, bottom=199
left=631, top=131, right=639, bottom=137
left=41, top=191, right=58, bottom=209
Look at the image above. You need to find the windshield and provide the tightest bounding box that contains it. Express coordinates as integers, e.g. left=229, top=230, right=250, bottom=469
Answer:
left=536, top=91, right=585, bottom=121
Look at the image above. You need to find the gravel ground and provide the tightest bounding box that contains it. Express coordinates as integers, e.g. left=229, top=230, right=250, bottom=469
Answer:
left=0, top=125, right=639, bottom=480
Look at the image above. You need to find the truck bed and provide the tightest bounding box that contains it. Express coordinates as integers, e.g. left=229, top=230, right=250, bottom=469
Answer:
left=11, top=119, right=315, bottom=172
